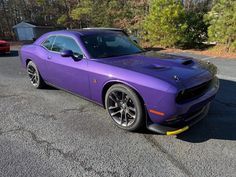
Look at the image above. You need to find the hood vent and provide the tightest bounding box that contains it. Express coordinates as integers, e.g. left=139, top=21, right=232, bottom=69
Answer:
left=182, top=60, right=193, bottom=65
left=148, top=64, right=166, bottom=70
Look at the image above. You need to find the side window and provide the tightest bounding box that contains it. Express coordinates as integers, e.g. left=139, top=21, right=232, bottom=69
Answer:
left=51, top=36, right=64, bottom=52
left=42, top=36, right=56, bottom=50
left=51, top=36, right=83, bottom=57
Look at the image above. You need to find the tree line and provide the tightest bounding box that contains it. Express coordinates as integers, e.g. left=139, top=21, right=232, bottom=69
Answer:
left=0, top=0, right=235, bottom=51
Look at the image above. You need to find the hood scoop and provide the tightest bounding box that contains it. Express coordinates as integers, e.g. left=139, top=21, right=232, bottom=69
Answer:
left=182, top=59, right=193, bottom=65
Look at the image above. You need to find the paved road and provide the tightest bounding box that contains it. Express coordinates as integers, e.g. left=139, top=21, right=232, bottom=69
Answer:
left=0, top=47, right=235, bottom=177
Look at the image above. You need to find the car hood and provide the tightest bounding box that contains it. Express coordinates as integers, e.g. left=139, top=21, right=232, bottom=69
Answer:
left=96, top=51, right=214, bottom=88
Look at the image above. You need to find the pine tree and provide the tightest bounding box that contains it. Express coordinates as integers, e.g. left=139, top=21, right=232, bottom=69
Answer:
left=205, top=0, right=236, bottom=51
left=143, top=0, right=187, bottom=47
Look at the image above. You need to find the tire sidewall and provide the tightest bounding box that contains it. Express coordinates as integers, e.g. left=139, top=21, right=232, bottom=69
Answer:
left=105, top=84, right=144, bottom=131
left=27, top=61, right=42, bottom=89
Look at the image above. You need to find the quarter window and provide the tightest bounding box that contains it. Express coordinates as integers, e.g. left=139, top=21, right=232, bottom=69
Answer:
left=42, top=36, right=56, bottom=50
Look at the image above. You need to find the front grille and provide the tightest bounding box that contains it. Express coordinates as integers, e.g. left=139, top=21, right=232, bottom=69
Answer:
left=176, top=79, right=212, bottom=104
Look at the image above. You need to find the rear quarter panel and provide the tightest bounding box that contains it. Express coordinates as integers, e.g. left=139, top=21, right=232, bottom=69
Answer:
left=20, top=44, right=48, bottom=80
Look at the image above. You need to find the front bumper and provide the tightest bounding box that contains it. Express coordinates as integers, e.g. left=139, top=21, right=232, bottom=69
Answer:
left=0, top=46, right=10, bottom=53
left=147, top=103, right=210, bottom=135
left=146, top=76, right=219, bottom=123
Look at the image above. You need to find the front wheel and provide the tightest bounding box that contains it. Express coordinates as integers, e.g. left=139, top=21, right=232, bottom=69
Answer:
left=105, top=84, right=145, bottom=131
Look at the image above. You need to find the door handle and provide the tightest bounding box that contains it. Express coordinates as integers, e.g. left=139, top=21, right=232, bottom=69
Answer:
left=47, top=56, right=52, bottom=59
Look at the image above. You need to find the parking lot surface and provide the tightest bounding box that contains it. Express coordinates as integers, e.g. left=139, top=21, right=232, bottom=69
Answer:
left=0, top=47, right=235, bottom=177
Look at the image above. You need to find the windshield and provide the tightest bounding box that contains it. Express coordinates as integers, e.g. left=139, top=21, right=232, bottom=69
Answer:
left=80, top=32, right=144, bottom=58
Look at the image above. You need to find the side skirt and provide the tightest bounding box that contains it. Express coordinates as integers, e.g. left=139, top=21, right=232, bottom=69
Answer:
left=44, top=81, right=104, bottom=108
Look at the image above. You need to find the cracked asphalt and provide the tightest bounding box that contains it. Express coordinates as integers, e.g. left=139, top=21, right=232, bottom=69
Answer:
left=0, top=47, right=235, bottom=177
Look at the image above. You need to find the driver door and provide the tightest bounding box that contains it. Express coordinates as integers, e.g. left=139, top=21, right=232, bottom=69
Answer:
left=45, top=35, right=90, bottom=98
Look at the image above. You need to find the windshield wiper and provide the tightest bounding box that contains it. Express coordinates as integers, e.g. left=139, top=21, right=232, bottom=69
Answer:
left=99, top=50, right=147, bottom=58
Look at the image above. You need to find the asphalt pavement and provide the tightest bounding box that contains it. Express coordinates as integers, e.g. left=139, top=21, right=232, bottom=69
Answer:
left=0, top=47, right=235, bottom=177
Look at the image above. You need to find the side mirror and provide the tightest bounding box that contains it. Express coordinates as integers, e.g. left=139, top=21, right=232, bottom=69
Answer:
left=60, top=50, right=73, bottom=57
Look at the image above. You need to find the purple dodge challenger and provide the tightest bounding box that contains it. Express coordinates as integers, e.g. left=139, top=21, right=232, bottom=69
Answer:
left=20, top=29, right=219, bottom=135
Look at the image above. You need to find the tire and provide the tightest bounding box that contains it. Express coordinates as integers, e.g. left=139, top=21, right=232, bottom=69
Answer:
left=26, top=61, right=45, bottom=89
left=105, top=84, right=145, bottom=131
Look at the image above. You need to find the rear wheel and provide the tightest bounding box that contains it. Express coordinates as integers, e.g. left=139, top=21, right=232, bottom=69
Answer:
left=105, top=84, right=145, bottom=131
left=27, top=61, right=45, bottom=89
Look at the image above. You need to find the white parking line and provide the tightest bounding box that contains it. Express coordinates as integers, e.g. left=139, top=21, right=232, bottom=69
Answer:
left=217, top=74, right=236, bottom=82
left=201, top=56, right=217, bottom=61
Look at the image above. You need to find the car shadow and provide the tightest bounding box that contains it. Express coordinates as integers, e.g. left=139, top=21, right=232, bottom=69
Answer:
left=42, top=85, right=59, bottom=90
left=0, top=50, right=19, bottom=57
left=177, top=79, right=236, bottom=142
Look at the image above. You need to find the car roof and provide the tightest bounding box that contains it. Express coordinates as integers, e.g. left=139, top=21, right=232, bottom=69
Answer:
left=46, top=28, right=126, bottom=36
left=34, top=28, right=125, bottom=45
left=82, top=27, right=123, bottom=31
left=70, top=28, right=126, bottom=35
